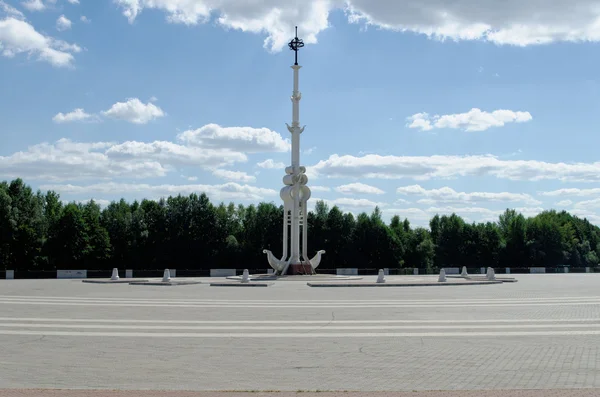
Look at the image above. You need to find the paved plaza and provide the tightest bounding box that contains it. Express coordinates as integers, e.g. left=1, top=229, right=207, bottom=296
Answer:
left=0, top=274, right=599, bottom=394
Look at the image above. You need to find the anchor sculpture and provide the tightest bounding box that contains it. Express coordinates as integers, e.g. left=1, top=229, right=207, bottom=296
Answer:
left=262, top=27, right=324, bottom=276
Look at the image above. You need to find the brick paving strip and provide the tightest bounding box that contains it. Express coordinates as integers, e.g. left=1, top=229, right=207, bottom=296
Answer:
left=2, top=391, right=600, bottom=397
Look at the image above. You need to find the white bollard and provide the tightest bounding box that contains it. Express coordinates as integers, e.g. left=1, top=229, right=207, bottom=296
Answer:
left=461, top=266, right=468, bottom=277
left=506, top=267, right=511, bottom=274
left=126, top=269, right=133, bottom=278
left=486, top=267, right=496, bottom=281
left=586, top=267, right=591, bottom=273
left=413, top=268, right=418, bottom=275
left=111, top=268, right=119, bottom=281
left=6, top=270, right=14, bottom=280
left=438, top=269, right=447, bottom=282
left=241, top=269, right=250, bottom=283
left=376, top=269, right=386, bottom=283
left=162, top=268, right=171, bottom=282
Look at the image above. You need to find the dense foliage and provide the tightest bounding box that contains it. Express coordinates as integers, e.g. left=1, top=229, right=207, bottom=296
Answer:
left=2, top=178, right=600, bottom=272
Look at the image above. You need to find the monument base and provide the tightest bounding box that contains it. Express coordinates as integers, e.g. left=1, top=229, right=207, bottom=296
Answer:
left=288, top=263, right=314, bottom=275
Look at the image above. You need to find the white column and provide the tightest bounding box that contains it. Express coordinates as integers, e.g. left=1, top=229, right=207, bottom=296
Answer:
left=289, top=64, right=302, bottom=265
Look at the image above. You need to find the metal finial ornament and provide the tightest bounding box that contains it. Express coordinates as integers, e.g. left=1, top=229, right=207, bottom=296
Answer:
left=288, top=26, right=304, bottom=65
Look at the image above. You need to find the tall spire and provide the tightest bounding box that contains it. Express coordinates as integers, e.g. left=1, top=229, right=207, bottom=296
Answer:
left=263, top=26, right=325, bottom=276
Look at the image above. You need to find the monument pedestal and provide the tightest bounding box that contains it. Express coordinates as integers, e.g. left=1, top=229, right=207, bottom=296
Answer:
left=289, top=263, right=313, bottom=275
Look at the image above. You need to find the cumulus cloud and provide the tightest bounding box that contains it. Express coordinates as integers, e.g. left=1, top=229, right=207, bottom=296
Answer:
left=313, top=197, right=387, bottom=210
left=556, top=200, right=573, bottom=207
left=336, top=182, right=385, bottom=195
left=80, top=15, right=90, bottom=23
left=113, top=1, right=600, bottom=53
left=212, top=169, right=256, bottom=183
left=257, top=159, right=286, bottom=169
left=311, top=154, right=600, bottom=183
left=1, top=1, right=24, bottom=18
left=0, top=17, right=81, bottom=67
left=396, top=184, right=541, bottom=205
left=21, top=0, right=44, bottom=11
left=407, top=108, right=532, bottom=132
left=67, top=0, right=79, bottom=4
left=52, top=108, right=95, bottom=123
left=40, top=182, right=277, bottom=202
left=56, top=14, right=71, bottom=31
left=540, top=188, right=600, bottom=197
left=102, top=98, right=165, bottom=124
left=179, top=124, right=290, bottom=153
left=310, top=185, right=331, bottom=192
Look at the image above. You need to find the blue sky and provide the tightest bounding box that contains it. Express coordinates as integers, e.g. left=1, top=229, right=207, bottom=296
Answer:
left=2, top=0, right=600, bottom=226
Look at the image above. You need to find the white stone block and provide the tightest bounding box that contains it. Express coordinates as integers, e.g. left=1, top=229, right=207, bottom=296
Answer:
left=383, top=268, right=390, bottom=275
left=506, top=267, right=510, bottom=274
left=486, top=267, right=496, bottom=281
left=376, top=269, right=386, bottom=283
left=586, top=267, right=591, bottom=273
left=413, top=268, right=418, bottom=275
left=111, top=268, right=119, bottom=281
left=530, top=267, right=546, bottom=273
left=126, top=269, right=133, bottom=278
left=6, top=270, right=14, bottom=280
left=480, top=267, right=486, bottom=274
left=336, top=268, right=358, bottom=276
left=210, top=269, right=237, bottom=277
left=461, top=266, right=468, bottom=277
left=438, top=269, right=447, bottom=282
left=241, top=269, right=250, bottom=283
left=169, top=269, right=176, bottom=278
left=57, top=270, right=87, bottom=279
left=162, top=268, right=171, bottom=282
left=564, top=266, right=568, bottom=273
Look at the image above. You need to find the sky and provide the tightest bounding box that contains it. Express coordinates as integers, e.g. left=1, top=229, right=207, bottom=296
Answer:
left=2, top=0, right=600, bottom=227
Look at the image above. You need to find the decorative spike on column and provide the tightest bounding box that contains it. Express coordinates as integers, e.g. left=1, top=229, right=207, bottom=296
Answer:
left=263, top=27, right=324, bottom=276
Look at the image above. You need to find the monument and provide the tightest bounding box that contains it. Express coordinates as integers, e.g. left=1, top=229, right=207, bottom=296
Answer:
left=263, top=27, right=325, bottom=276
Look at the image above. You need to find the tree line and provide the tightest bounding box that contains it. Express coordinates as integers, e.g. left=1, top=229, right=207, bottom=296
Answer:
left=1, top=178, right=599, bottom=272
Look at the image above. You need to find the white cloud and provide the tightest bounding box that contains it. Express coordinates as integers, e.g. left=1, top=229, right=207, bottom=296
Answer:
left=336, top=182, right=385, bottom=195
left=0, top=136, right=252, bottom=182
left=105, top=140, right=246, bottom=169
left=67, top=0, right=79, bottom=4
left=21, top=0, right=44, bottom=11
left=310, top=185, right=331, bottom=192
left=311, top=154, right=600, bottom=183
left=396, top=184, right=541, bottom=205
left=113, top=1, right=600, bottom=52
left=1, top=1, right=24, bottom=18
left=0, top=17, right=80, bottom=67
left=304, top=146, right=316, bottom=155
left=56, top=14, right=71, bottom=31
left=569, top=209, right=600, bottom=224
left=80, top=15, right=90, bottom=23
left=556, top=200, right=573, bottom=207
left=540, top=188, right=600, bottom=197
left=52, top=108, right=95, bottom=123
left=574, top=198, right=600, bottom=209
left=185, top=176, right=198, bottom=181
left=41, top=182, right=277, bottom=202
left=212, top=169, right=256, bottom=183
left=102, top=98, right=165, bottom=124
left=407, top=108, right=532, bottom=132
left=179, top=124, right=290, bottom=153
left=257, top=159, right=286, bottom=169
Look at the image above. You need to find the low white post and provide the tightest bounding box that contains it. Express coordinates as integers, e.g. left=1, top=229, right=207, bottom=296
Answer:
left=480, top=267, right=486, bottom=274
left=461, top=266, right=468, bottom=277
left=564, top=266, right=568, bottom=273
left=586, top=267, right=590, bottom=273
left=506, top=267, right=510, bottom=274
left=6, top=270, right=14, bottom=280
left=413, top=268, right=418, bottom=275
left=162, top=268, right=171, bottom=282
left=376, top=269, right=386, bottom=283
left=486, top=267, right=496, bottom=281
left=438, top=269, right=447, bottom=282
left=241, top=269, right=250, bottom=283
left=126, top=269, right=133, bottom=278
left=111, top=268, right=119, bottom=281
